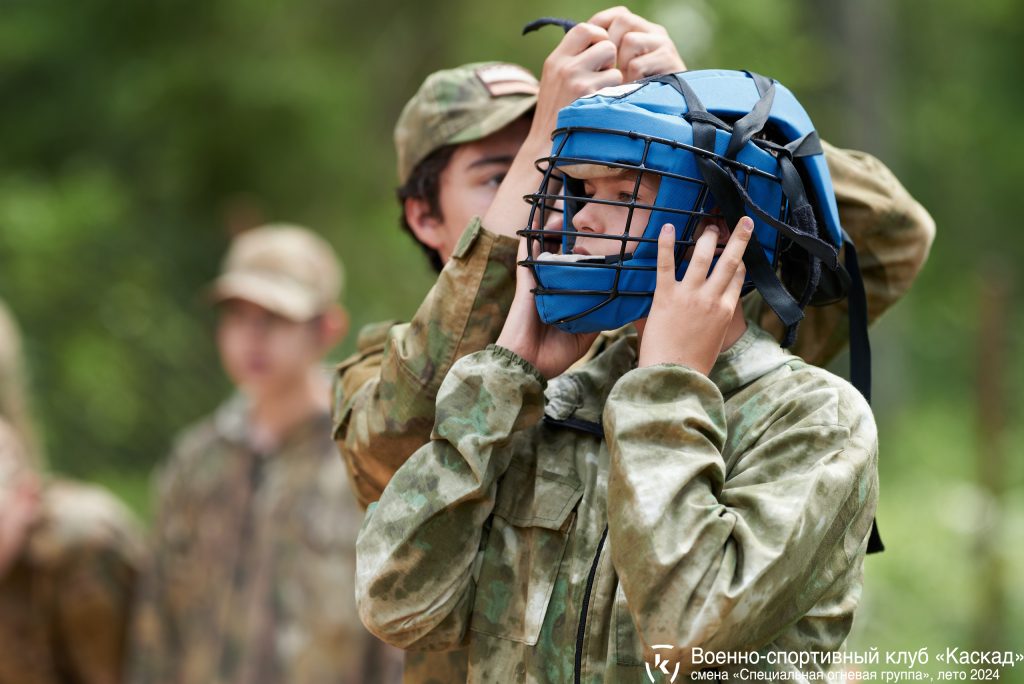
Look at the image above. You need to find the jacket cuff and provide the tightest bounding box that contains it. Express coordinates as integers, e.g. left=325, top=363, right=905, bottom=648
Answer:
left=452, top=217, right=519, bottom=265
left=485, top=344, right=548, bottom=388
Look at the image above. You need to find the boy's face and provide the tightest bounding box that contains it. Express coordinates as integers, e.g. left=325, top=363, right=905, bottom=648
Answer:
left=568, top=169, right=662, bottom=257
left=412, top=116, right=533, bottom=263
left=216, top=299, right=324, bottom=399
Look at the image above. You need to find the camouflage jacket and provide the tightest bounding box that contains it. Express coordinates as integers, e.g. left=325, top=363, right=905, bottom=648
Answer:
left=357, top=324, right=879, bottom=682
left=128, top=394, right=402, bottom=684
left=0, top=479, right=142, bottom=684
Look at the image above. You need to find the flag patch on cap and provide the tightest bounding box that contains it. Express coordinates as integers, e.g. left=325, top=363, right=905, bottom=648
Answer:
left=475, top=64, right=539, bottom=97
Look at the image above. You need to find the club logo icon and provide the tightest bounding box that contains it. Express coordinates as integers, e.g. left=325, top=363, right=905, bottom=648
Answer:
left=646, top=644, right=681, bottom=682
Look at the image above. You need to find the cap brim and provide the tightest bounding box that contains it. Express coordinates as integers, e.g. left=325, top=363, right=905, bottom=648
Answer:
left=448, top=95, right=537, bottom=147
left=207, top=273, right=320, bottom=322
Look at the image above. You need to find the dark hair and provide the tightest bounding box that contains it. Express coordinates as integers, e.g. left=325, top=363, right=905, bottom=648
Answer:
left=396, top=145, right=457, bottom=273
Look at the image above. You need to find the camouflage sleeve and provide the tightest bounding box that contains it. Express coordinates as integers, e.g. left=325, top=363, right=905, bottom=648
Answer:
left=754, top=140, right=936, bottom=365
left=333, top=217, right=518, bottom=508
left=602, top=362, right=878, bottom=663
left=356, top=345, right=545, bottom=650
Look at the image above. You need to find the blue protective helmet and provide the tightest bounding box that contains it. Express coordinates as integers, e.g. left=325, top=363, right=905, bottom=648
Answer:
left=521, top=70, right=850, bottom=343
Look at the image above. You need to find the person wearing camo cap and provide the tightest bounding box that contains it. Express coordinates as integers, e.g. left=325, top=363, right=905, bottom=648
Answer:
left=0, top=299, right=143, bottom=684
left=128, top=225, right=402, bottom=683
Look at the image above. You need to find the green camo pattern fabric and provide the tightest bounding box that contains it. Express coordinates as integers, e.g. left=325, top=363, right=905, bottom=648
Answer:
left=357, top=326, right=878, bottom=682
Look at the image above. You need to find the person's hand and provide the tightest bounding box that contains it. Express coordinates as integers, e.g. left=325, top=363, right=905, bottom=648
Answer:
left=526, top=22, right=623, bottom=146
left=495, top=240, right=598, bottom=380
left=588, top=6, right=686, bottom=82
left=638, top=217, right=754, bottom=374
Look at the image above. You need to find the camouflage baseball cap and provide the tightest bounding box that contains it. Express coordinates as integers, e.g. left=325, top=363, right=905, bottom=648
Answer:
left=208, top=224, right=344, bottom=322
left=395, top=61, right=539, bottom=184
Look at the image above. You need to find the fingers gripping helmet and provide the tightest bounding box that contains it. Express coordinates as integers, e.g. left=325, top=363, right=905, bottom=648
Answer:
left=522, top=69, right=850, bottom=344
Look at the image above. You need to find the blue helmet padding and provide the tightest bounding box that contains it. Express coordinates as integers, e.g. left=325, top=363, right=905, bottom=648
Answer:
left=554, top=71, right=842, bottom=247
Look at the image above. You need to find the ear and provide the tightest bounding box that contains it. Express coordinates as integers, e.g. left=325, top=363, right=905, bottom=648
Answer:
left=404, top=196, right=447, bottom=252
left=318, top=304, right=349, bottom=349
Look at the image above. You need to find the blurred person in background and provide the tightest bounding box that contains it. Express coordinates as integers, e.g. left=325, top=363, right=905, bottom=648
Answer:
left=128, top=225, right=402, bottom=683
left=0, top=299, right=142, bottom=684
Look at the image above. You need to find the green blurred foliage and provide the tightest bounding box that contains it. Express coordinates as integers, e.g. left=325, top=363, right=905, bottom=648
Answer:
left=1, top=0, right=1022, bottom=672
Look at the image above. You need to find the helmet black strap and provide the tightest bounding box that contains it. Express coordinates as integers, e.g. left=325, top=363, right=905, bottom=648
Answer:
left=840, top=228, right=882, bottom=554
left=841, top=230, right=872, bottom=404
left=725, top=76, right=776, bottom=160
left=522, top=17, right=577, bottom=35
left=660, top=72, right=809, bottom=332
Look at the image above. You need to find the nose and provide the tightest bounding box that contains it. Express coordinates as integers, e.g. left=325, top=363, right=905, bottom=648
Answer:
left=571, top=199, right=603, bottom=235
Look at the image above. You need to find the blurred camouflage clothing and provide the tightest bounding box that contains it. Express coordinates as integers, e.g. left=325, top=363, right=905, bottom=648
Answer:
left=0, top=420, right=142, bottom=684
left=128, top=394, right=402, bottom=684
left=395, top=62, right=538, bottom=184
left=356, top=325, right=878, bottom=681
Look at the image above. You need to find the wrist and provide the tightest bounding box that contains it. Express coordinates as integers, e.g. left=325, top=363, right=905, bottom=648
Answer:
left=486, top=344, right=546, bottom=386
left=521, top=126, right=555, bottom=157
left=494, top=330, right=538, bottom=367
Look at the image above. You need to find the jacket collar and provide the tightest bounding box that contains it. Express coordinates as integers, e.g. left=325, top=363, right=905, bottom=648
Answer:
left=544, top=320, right=794, bottom=426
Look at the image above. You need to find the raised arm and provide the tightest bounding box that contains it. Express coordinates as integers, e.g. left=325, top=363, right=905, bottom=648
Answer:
left=355, top=346, right=545, bottom=649
left=604, top=359, right=878, bottom=669
left=333, top=220, right=517, bottom=508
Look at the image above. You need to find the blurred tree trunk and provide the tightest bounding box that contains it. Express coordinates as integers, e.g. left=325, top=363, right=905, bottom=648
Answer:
left=973, top=267, right=1011, bottom=652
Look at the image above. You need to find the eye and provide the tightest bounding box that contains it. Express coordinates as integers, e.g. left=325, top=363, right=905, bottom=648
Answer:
left=485, top=172, right=507, bottom=187
left=617, top=192, right=634, bottom=203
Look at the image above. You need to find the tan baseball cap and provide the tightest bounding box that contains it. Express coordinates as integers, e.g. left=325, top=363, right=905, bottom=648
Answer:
left=395, top=61, right=539, bottom=185
left=208, top=224, right=344, bottom=322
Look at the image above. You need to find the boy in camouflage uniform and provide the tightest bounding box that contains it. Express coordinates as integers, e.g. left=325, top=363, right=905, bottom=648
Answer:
left=128, top=225, right=401, bottom=684
left=0, top=300, right=142, bottom=684
left=353, top=74, right=911, bottom=679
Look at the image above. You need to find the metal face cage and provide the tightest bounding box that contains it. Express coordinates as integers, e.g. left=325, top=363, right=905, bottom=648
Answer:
left=519, top=124, right=789, bottom=328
